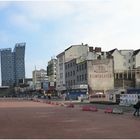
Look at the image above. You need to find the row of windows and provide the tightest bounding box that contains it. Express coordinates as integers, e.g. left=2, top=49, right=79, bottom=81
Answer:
left=65, top=62, right=87, bottom=71
left=65, top=61, right=75, bottom=69
left=77, top=74, right=87, bottom=82
left=66, top=71, right=87, bottom=79
left=77, top=63, right=87, bottom=71
left=66, top=74, right=87, bottom=86
left=115, top=73, right=135, bottom=80
left=65, top=71, right=75, bottom=78
left=66, top=80, right=76, bottom=86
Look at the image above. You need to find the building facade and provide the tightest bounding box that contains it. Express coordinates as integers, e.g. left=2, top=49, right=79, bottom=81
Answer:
left=14, top=43, right=26, bottom=84
left=47, top=58, right=57, bottom=91
left=131, top=49, right=140, bottom=69
left=56, top=52, right=66, bottom=95
left=120, top=50, right=133, bottom=69
left=64, top=43, right=92, bottom=63
left=88, top=58, right=114, bottom=93
left=108, top=49, right=136, bottom=89
left=56, top=44, right=107, bottom=99
left=32, top=69, right=48, bottom=90
left=0, top=43, right=25, bottom=86
left=0, top=48, right=15, bottom=86
left=55, top=44, right=140, bottom=101
left=108, top=49, right=127, bottom=73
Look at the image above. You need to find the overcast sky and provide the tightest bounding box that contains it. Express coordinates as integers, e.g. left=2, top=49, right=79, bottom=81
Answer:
left=0, top=0, right=140, bottom=79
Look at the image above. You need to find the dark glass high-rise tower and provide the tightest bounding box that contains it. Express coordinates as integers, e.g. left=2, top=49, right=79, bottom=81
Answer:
left=0, top=43, right=26, bottom=86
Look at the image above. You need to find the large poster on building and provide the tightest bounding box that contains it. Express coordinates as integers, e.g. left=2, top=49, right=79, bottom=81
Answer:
left=88, top=59, right=114, bottom=93
left=43, top=82, right=49, bottom=90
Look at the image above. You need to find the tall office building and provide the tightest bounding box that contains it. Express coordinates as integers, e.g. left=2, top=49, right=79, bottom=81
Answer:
left=14, top=43, right=26, bottom=84
left=0, top=43, right=26, bottom=86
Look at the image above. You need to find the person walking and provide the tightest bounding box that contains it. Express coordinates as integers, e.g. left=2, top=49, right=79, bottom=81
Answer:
left=133, top=100, right=140, bottom=116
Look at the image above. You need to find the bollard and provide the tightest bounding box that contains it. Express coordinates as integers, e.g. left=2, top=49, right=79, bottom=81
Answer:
left=56, top=102, right=59, bottom=105
left=82, top=106, right=91, bottom=111
left=90, top=106, right=98, bottom=112
left=82, top=106, right=98, bottom=111
left=67, top=103, right=74, bottom=108
left=104, top=107, right=113, bottom=113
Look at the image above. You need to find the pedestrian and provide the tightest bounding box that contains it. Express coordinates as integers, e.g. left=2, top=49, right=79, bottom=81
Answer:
left=133, top=100, right=140, bottom=116
left=47, top=93, right=51, bottom=100
left=80, top=94, right=84, bottom=102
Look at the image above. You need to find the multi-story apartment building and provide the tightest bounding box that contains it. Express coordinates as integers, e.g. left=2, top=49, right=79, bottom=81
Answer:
left=108, top=49, right=136, bottom=89
left=56, top=43, right=97, bottom=95
left=47, top=58, right=57, bottom=90
left=108, top=49, right=127, bottom=73
left=56, top=43, right=140, bottom=101
left=120, top=50, right=134, bottom=70
left=65, top=59, right=77, bottom=89
left=108, top=49, right=140, bottom=89
left=131, top=50, right=140, bottom=88
left=32, top=69, right=48, bottom=90
left=131, top=49, right=140, bottom=69
left=0, top=43, right=25, bottom=86
left=64, top=46, right=114, bottom=99
left=64, top=44, right=102, bottom=89
left=65, top=56, right=114, bottom=100
left=65, top=58, right=88, bottom=98
left=56, top=52, right=66, bottom=95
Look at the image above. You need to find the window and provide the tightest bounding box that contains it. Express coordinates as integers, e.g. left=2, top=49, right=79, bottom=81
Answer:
left=77, top=76, right=79, bottom=82
left=60, top=73, right=63, bottom=79
left=73, top=71, right=75, bottom=76
left=85, top=74, right=87, bottom=80
left=79, top=65, right=81, bottom=71
left=119, top=73, right=123, bottom=79
left=82, top=64, right=84, bottom=70
left=80, top=75, right=81, bottom=81
left=77, top=66, right=78, bottom=71
left=71, top=80, right=73, bottom=85
left=68, top=81, right=70, bottom=86
left=85, top=63, right=87, bottom=69
left=82, top=75, right=84, bottom=80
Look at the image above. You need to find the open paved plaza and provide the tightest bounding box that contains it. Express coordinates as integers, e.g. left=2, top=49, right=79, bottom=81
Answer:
left=0, top=100, right=140, bottom=139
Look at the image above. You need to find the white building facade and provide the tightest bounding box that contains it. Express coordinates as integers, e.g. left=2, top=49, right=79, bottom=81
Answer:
left=32, top=69, right=48, bottom=90
left=56, top=52, right=66, bottom=94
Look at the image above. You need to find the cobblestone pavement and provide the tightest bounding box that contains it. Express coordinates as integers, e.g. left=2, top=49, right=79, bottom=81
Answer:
left=0, top=100, right=139, bottom=139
